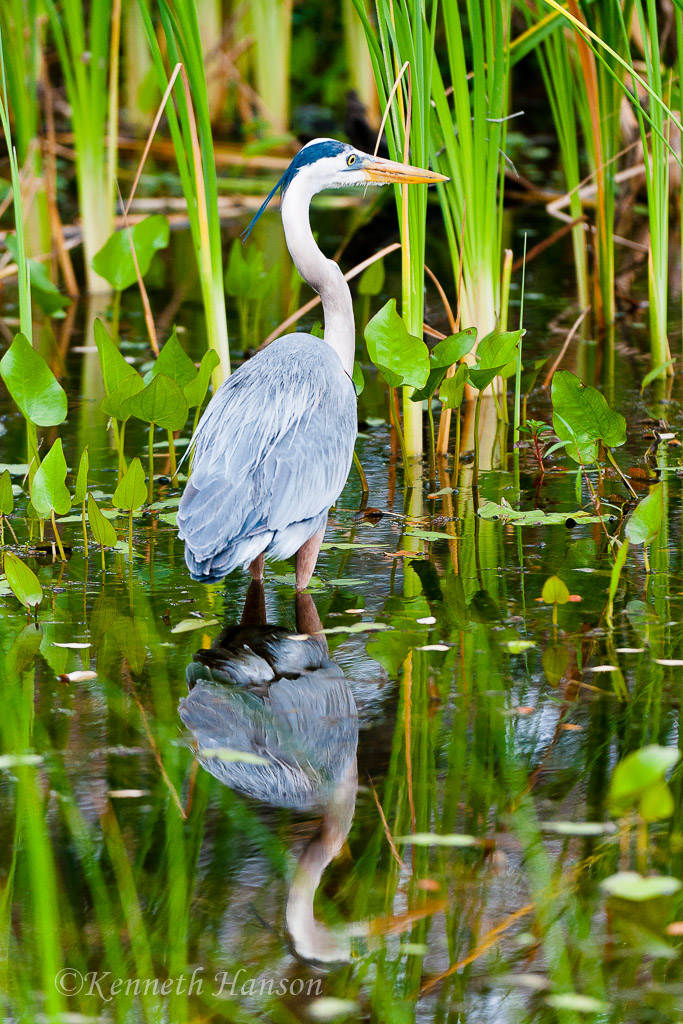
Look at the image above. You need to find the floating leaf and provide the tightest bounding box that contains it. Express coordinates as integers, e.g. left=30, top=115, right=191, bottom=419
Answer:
left=94, top=318, right=141, bottom=395
left=171, top=617, right=219, bottom=634
left=87, top=494, right=118, bottom=548
left=123, top=373, right=188, bottom=431
left=92, top=214, right=170, bottom=291
left=546, top=994, right=610, bottom=1013
left=73, top=447, right=89, bottom=505
left=542, top=575, right=570, bottom=605
left=0, top=333, right=67, bottom=427
left=364, top=299, right=429, bottom=389
left=624, top=483, right=664, bottom=548
left=551, top=369, right=626, bottom=464
left=113, top=458, right=147, bottom=512
left=477, top=500, right=617, bottom=527
left=540, top=821, right=617, bottom=836
left=601, top=871, right=681, bottom=901
left=0, top=469, right=14, bottom=516
left=3, top=552, right=42, bottom=609
left=144, top=327, right=197, bottom=389
left=183, top=349, right=221, bottom=409
left=394, top=833, right=477, bottom=847
left=30, top=438, right=71, bottom=519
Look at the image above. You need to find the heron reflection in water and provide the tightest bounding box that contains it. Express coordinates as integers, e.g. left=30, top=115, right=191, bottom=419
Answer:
left=180, top=581, right=358, bottom=964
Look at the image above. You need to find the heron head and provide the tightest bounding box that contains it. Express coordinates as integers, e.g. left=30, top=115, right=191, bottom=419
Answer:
left=242, top=138, right=448, bottom=239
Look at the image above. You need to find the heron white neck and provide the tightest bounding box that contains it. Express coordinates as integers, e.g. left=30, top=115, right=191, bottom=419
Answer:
left=280, top=179, right=355, bottom=376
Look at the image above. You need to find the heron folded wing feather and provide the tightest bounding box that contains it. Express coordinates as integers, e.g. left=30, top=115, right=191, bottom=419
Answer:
left=178, top=335, right=356, bottom=570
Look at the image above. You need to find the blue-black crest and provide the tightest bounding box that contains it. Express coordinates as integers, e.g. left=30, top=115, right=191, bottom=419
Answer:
left=241, top=139, right=349, bottom=241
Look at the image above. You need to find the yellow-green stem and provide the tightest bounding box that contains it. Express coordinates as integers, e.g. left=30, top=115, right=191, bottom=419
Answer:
left=168, top=430, right=178, bottom=486
left=51, top=511, right=66, bottom=561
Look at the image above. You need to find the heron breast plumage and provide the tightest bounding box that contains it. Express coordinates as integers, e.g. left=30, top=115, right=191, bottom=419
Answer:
left=177, top=334, right=357, bottom=582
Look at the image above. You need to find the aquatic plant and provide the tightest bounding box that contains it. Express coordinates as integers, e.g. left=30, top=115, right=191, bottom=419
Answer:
left=43, top=0, right=118, bottom=293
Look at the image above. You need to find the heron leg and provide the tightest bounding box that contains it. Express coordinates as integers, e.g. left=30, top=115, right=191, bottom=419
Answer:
left=295, top=529, right=325, bottom=590
left=249, top=553, right=265, bottom=581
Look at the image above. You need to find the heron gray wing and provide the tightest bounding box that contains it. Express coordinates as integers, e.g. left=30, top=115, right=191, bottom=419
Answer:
left=177, top=335, right=357, bottom=571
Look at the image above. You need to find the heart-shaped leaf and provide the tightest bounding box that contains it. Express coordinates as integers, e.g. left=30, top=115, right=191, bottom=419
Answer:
left=92, top=214, right=170, bottom=292
left=113, top=458, right=147, bottom=512
left=431, top=328, right=477, bottom=368
left=468, top=330, right=522, bottom=391
left=551, top=369, right=626, bottom=464
left=144, top=327, right=198, bottom=389
left=365, top=299, right=430, bottom=390
left=87, top=493, right=118, bottom=548
left=0, top=333, right=67, bottom=426
left=439, top=363, right=469, bottom=409
left=122, top=373, right=189, bottom=431
left=3, top=552, right=43, bottom=609
left=182, top=349, right=221, bottom=409
left=624, top=483, right=664, bottom=548
left=94, top=318, right=141, bottom=395
left=101, top=373, right=146, bottom=421
left=542, top=575, right=570, bottom=605
left=30, top=438, right=71, bottom=518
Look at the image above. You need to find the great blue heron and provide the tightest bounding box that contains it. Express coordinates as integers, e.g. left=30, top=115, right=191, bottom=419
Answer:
left=180, top=581, right=359, bottom=963
left=178, top=138, right=447, bottom=588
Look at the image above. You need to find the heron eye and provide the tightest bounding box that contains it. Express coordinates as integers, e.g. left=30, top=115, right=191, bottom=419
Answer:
left=347, top=154, right=356, bottom=166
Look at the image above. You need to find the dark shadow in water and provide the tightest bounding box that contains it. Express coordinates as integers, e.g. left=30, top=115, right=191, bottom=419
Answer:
left=179, top=581, right=358, bottom=965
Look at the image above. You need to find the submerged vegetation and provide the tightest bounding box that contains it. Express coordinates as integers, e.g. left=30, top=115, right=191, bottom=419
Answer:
left=1, top=0, right=683, bottom=1021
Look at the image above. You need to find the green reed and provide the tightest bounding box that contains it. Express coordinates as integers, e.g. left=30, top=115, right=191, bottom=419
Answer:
left=430, top=0, right=511, bottom=340
left=353, top=0, right=437, bottom=467
left=246, top=0, right=293, bottom=137
left=43, top=0, right=117, bottom=294
left=139, top=0, right=231, bottom=383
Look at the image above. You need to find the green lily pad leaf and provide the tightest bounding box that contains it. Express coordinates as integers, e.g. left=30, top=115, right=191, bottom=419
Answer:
left=73, top=447, right=89, bottom=505
left=113, top=458, right=147, bottom=512
left=546, top=994, right=611, bottom=1013
left=92, top=214, right=170, bottom=291
left=542, top=575, right=570, bottom=605
left=3, top=552, right=43, bottom=609
left=439, top=362, right=469, bottom=409
left=431, top=328, right=477, bottom=368
left=601, top=871, right=682, bottom=901
left=0, top=469, right=14, bottom=516
left=624, top=483, right=664, bottom=548
left=551, top=369, right=626, bottom=464
left=183, top=349, right=221, bottom=409
left=94, top=318, right=141, bottom=396
left=0, top=332, right=67, bottom=427
left=468, top=330, right=522, bottom=391
left=5, top=235, right=70, bottom=317
left=101, top=374, right=146, bottom=421
left=123, top=373, right=188, bottom=431
left=357, top=257, right=385, bottom=296
left=171, top=617, right=219, bottom=634
left=477, top=500, right=617, bottom=527
left=394, top=833, right=477, bottom=847
left=30, top=438, right=71, bottom=518
left=365, top=299, right=430, bottom=390
left=144, top=326, right=197, bottom=388
left=87, top=493, right=118, bottom=548
left=609, top=744, right=679, bottom=814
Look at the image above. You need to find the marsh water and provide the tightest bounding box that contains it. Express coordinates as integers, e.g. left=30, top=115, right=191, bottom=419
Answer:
left=2, top=198, right=683, bottom=1024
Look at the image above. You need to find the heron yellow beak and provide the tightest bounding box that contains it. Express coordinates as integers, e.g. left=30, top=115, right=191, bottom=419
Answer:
left=363, top=156, right=448, bottom=184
